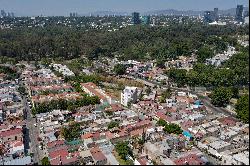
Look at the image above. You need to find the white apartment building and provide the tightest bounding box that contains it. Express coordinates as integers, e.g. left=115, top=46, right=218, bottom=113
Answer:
left=121, top=86, right=138, bottom=107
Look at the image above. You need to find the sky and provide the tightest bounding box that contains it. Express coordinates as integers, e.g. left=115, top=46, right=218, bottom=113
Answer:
left=0, top=0, right=249, bottom=16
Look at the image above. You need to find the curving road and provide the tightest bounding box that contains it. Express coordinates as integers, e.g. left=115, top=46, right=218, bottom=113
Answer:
left=127, top=75, right=238, bottom=119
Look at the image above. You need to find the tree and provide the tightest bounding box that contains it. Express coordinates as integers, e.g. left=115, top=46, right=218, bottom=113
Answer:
left=0, top=22, right=248, bottom=61
left=157, top=118, right=167, bottom=127
left=115, top=141, right=133, bottom=160
left=106, top=111, right=113, bottom=116
left=160, top=88, right=172, bottom=102
left=167, top=68, right=187, bottom=87
left=60, top=122, right=81, bottom=141
left=210, top=87, right=233, bottom=107
left=230, top=87, right=239, bottom=99
left=196, top=46, right=214, bottom=63
left=113, top=64, right=126, bottom=75
left=163, top=123, right=183, bottom=135
left=155, top=60, right=166, bottom=68
left=17, top=86, right=26, bottom=95
left=145, top=87, right=152, bottom=95
left=235, top=95, right=249, bottom=123
left=108, top=121, right=119, bottom=129
left=41, top=157, right=50, bottom=165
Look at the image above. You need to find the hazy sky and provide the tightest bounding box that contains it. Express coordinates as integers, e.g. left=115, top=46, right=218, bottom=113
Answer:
left=0, top=0, right=249, bottom=16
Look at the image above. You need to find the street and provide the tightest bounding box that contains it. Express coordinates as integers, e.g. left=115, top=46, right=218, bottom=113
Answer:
left=132, top=76, right=238, bottom=119
left=21, top=83, right=41, bottom=165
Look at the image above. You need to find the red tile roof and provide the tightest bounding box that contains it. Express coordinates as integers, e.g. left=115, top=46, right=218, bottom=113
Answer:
left=73, top=112, right=89, bottom=117
left=218, top=117, right=237, bottom=126
left=0, top=128, right=22, bottom=138
left=47, top=140, right=65, bottom=149
left=81, top=133, right=93, bottom=140
left=90, top=147, right=107, bottom=161
left=118, top=130, right=128, bottom=137
left=49, top=147, right=68, bottom=159
left=166, top=107, right=177, bottom=113
left=156, top=112, right=174, bottom=122
left=174, top=154, right=205, bottom=165
left=105, top=131, right=114, bottom=140
left=176, top=96, right=190, bottom=103
left=92, top=132, right=101, bottom=140
left=135, top=120, right=152, bottom=128
left=12, top=141, right=24, bottom=147
left=138, top=100, right=153, bottom=106
left=109, top=104, right=123, bottom=112
left=62, top=156, right=78, bottom=165
left=137, top=158, right=148, bottom=165
left=50, top=156, right=78, bottom=165
left=50, top=158, right=61, bottom=165
left=130, top=129, right=144, bottom=137
left=180, top=120, right=194, bottom=130
left=81, top=82, right=108, bottom=100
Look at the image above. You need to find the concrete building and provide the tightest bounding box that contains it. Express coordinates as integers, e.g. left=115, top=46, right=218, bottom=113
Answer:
left=81, top=82, right=112, bottom=104
left=121, top=86, right=138, bottom=107
left=235, top=5, right=244, bottom=23
left=132, top=12, right=141, bottom=25
left=0, top=128, right=23, bottom=144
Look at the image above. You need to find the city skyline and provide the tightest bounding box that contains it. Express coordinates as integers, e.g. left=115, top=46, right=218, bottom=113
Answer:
left=0, top=0, right=249, bottom=16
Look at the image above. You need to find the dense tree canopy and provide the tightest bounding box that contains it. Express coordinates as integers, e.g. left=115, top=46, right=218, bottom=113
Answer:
left=235, top=95, right=249, bottom=123
left=160, top=88, right=172, bottom=103
left=41, top=157, right=50, bottom=165
left=196, top=46, right=214, bottom=63
left=61, top=122, right=81, bottom=141
left=32, top=95, right=100, bottom=114
left=108, top=121, right=119, bottom=129
left=115, top=141, right=134, bottom=160
left=167, top=51, right=249, bottom=88
left=157, top=119, right=183, bottom=134
left=157, top=118, right=168, bottom=126
left=210, top=87, right=233, bottom=107
left=0, top=24, right=248, bottom=61
left=65, top=74, right=101, bottom=85
left=167, top=68, right=187, bottom=87
left=0, top=65, right=19, bottom=80
left=164, top=123, right=183, bottom=135
left=113, top=64, right=127, bottom=75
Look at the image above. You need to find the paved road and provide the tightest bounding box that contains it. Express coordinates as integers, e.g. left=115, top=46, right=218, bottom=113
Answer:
left=129, top=76, right=237, bottom=119
left=22, top=84, right=41, bottom=165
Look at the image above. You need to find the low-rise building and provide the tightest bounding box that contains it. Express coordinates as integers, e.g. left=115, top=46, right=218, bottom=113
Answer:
left=90, top=147, right=108, bottom=165
left=81, top=82, right=112, bottom=104
left=121, top=86, right=138, bottom=107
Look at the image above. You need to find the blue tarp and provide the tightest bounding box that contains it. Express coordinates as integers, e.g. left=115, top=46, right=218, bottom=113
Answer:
left=183, top=131, right=192, bottom=138
left=194, top=100, right=202, bottom=105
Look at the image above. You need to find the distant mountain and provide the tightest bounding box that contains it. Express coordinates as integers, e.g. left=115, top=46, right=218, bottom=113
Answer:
left=80, top=7, right=249, bottom=17
left=81, top=11, right=129, bottom=16
left=143, top=7, right=249, bottom=16
left=12, top=7, right=249, bottom=17
left=143, top=9, right=203, bottom=16
left=218, top=7, right=249, bottom=16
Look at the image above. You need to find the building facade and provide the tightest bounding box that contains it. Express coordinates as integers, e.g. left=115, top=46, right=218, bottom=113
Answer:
left=121, top=86, right=138, bottom=106
left=236, top=5, right=244, bottom=23
left=132, top=12, right=141, bottom=25
left=142, top=16, right=150, bottom=25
